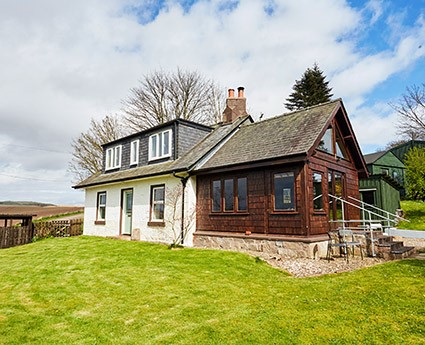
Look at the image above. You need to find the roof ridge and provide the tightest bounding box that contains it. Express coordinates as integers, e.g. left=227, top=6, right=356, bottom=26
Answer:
left=243, top=98, right=341, bottom=128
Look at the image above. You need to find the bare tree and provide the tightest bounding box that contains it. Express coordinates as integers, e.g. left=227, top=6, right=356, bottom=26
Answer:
left=69, top=115, right=127, bottom=182
left=391, top=84, right=425, bottom=140
left=164, top=184, right=196, bottom=247
left=122, top=68, right=225, bottom=132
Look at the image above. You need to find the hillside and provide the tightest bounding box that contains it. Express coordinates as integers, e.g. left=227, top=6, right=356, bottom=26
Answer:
left=0, top=201, right=55, bottom=207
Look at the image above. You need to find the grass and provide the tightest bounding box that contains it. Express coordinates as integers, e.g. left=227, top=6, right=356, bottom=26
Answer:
left=398, top=200, right=425, bottom=231
left=0, top=237, right=424, bottom=344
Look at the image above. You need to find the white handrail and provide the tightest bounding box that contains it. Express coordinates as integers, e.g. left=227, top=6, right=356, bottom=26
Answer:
left=328, top=194, right=408, bottom=256
left=328, top=194, right=397, bottom=224
left=347, top=195, right=409, bottom=222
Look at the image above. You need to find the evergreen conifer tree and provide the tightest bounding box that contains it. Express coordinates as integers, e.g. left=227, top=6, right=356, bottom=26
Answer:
left=285, top=63, right=333, bottom=111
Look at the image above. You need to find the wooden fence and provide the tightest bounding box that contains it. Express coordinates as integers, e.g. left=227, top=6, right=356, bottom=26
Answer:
left=33, top=219, right=84, bottom=239
left=0, top=219, right=84, bottom=249
left=0, top=225, right=33, bottom=249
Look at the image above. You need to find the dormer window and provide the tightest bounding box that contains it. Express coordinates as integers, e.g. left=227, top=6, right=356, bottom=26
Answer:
left=105, top=145, right=122, bottom=170
left=130, top=140, right=139, bottom=165
left=149, top=129, right=172, bottom=161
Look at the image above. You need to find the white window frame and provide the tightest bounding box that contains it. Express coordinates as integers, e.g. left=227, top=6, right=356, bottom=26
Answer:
left=105, top=145, right=122, bottom=170
left=130, top=140, right=139, bottom=166
left=148, top=129, right=172, bottom=161
left=97, top=192, right=106, bottom=221
left=151, top=185, right=165, bottom=221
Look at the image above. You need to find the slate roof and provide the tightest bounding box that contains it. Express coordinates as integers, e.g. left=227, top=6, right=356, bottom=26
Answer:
left=73, top=116, right=251, bottom=189
left=197, top=99, right=341, bottom=171
left=363, top=151, right=386, bottom=165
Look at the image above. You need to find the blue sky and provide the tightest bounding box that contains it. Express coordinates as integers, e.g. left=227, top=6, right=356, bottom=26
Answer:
left=0, top=0, right=424, bottom=204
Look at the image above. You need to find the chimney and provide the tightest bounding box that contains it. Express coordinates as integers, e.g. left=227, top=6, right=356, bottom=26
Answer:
left=222, top=86, right=248, bottom=123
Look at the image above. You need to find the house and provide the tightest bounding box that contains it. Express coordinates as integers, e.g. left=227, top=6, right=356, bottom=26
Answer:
left=363, top=150, right=405, bottom=185
left=74, top=88, right=368, bottom=258
left=193, top=97, right=367, bottom=258
left=73, top=88, right=251, bottom=246
left=359, top=151, right=403, bottom=216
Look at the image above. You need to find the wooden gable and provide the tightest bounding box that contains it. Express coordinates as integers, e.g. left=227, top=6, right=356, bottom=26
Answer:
left=309, top=101, right=368, bottom=178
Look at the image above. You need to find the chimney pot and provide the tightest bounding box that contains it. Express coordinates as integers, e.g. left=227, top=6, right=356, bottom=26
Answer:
left=228, top=88, right=235, bottom=98
left=237, top=87, right=245, bottom=98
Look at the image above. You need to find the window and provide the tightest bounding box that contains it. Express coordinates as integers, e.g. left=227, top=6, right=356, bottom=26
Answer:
left=151, top=185, right=165, bottom=221
left=313, top=172, right=323, bottom=211
left=224, top=179, right=234, bottom=211
left=381, top=168, right=389, bottom=175
left=318, top=126, right=349, bottom=160
left=105, top=145, right=122, bottom=170
left=361, top=190, right=375, bottom=205
left=273, top=172, right=295, bottom=211
left=97, top=192, right=106, bottom=221
left=212, top=180, right=221, bottom=212
left=130, top=140, right=139, bottom=165
left=237, top=177, right=247, bottom=211
left=335, top=130, right=348, bottom=159
left=211, top=177, right=248, bottom=213
left=318, top=128, right=333, bottom=153
left=149, top=130, right=172, bottom=161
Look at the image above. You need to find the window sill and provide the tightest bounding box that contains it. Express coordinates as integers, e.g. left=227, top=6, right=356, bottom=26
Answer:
left=148, top=155, right=171, bottom=162
left=148, top=221, right=165, bottom=227
left=209, top=212, right=250, bottom=216
left=270, top=211, right=299, bottom=215
left=313, top=211, right=327, bottom=215
left=94, top=220, right=106, bottom=225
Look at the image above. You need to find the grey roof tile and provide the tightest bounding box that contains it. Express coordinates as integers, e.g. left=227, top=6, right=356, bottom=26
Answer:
left=197, top=100, right=340, bottom=170
left=73, top=116, right=251, bottom=188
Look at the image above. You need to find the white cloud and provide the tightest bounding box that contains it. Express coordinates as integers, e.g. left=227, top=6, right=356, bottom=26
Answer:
left=0, top=0, right=424, bottom=203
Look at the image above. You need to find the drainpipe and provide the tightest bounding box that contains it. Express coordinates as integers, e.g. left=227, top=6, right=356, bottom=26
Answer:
left=173, top=172, right=189, bottom=245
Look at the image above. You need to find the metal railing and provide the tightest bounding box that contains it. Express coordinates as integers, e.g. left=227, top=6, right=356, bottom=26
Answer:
left=327, top=194, right=408, bottom=257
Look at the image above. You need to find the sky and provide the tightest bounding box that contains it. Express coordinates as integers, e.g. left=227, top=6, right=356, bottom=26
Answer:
left=1, top=0, right=424, bottom=205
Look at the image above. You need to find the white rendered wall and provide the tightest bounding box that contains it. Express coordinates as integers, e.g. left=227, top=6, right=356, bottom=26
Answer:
left=83, top=174, right=197, bottom=246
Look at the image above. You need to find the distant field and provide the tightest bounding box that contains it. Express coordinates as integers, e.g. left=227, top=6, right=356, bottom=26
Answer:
left=0, top=205, right=83, bottom=221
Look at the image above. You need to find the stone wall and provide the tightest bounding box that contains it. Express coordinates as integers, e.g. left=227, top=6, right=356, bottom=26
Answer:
left=194, top=234, right=329, bottom=259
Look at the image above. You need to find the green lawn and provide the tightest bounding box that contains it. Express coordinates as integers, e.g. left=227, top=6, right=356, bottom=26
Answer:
left=398, top=200, right=425, bottom=230
left=0, top=237, right=424, bottom=344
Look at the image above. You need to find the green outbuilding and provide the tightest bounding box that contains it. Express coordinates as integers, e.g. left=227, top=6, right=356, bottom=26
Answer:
left=360, top=150, right=404, bottom=217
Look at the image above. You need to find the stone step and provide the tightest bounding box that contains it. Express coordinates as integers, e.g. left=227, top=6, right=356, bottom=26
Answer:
left=390, top=246, right=416, bottom=260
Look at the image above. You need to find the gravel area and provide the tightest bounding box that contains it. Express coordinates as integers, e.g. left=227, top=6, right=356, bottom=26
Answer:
left=251, top=237, right=425, bottom=278
left=257, top=254, right=388, bottom=278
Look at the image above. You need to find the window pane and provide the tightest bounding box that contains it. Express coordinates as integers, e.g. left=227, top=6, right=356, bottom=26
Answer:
left=313, top=173, right=323, bottom=210
left=318, top=128, right=333, bottom=153
left=158, top=133, right=163, bottom=156
left=131, top=141, right=138, bottom=164
left=115, top=146, right=121, bottom=167
left=163, top=131, right=169, bottom=155
left=153, top=204, right=164, bottom=220
left=224, top=179, right=234, bottom=211
left=274, top=172, right=295, bottom=210
left=154, top=187, right=164, bottom=202
left=106, top=149, right=112, bottom=169
left=212, top=180, right=221, bottom=212
left=237, top=177, right=247, bottom=211
left=151, top=135, right=157, bottom=158
left=99, top=193, right=106, bottom=206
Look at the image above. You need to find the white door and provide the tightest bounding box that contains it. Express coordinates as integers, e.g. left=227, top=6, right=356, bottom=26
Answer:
left=121, top=189, right=133, bottom=235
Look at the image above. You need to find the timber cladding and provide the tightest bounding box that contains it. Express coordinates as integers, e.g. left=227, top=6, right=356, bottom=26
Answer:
left=196, top=165, right=306, bottom=236
left=196, top=157, right=361, bottom=238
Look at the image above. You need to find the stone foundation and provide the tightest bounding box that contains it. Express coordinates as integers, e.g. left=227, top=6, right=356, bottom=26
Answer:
left=194, top=232, right=329, bottom=259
